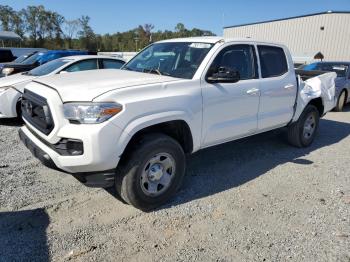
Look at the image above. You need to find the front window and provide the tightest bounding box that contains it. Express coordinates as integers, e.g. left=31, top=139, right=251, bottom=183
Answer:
left=123, top=42, right=214, bottom=79
left=208, top=44, right=258, bottom=80
left=303, top=63, right=348, bottom=77
left=26, top=58, right=71, bottom=76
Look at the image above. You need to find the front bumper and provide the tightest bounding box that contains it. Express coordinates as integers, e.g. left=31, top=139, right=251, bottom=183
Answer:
left=19, top=128, right=57, bottom=169
left=19, top=126, right=123, bottom=188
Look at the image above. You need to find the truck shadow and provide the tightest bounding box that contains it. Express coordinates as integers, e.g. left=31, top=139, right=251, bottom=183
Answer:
left=165, top=117, right=350, bottom=208
left=0, top=209, right=49, bottom=261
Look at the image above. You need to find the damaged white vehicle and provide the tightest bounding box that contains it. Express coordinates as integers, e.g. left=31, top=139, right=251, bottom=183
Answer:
left=19, top=37, right=336, bottom=210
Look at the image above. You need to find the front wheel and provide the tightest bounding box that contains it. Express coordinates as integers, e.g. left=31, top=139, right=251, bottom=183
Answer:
left=16, top=100, right=22, bottom=120
left=287, top=105, right=320, bottom=148
left=115, top=133, right=186, bottom=211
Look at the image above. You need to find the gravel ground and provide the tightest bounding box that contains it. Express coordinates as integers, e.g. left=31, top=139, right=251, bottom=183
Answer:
left=0, top=108, right=349, bottom=262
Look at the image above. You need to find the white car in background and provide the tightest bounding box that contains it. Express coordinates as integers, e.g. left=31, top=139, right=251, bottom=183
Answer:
left=0, top=55, right=125, bottom=119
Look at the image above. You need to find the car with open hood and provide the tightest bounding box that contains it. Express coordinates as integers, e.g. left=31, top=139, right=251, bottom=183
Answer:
left=0, top=50, right=97, bottom=77
left=0, top=55, right=125, bottom=119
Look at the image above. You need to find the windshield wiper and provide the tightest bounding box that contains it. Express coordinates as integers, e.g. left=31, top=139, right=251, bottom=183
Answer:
left=122, top=66, right=132, bottom=71
left=143, top=68, right=170, bottom=76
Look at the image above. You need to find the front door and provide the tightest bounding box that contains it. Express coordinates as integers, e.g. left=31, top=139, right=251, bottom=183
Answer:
left=201, top=44, right=260, bottom=147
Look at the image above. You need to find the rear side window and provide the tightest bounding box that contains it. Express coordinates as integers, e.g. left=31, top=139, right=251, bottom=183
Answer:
left=64, top=59, right=98, bottom=72
left=102, top=59, right=124, bottom=69
left=258, top=45, right=288, bottom=78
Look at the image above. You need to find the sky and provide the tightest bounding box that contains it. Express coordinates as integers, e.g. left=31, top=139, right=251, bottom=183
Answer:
left=2, top=0, right=350, bottom=35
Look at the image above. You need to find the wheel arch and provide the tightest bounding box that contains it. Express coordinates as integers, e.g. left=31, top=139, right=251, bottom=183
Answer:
left=308, top=97, right=324, bottom=116
left=16, top=97, right=22, bottom=117
left=116, top=113, right=196, bottom=162
left=341, top=88, right=348, bottom=103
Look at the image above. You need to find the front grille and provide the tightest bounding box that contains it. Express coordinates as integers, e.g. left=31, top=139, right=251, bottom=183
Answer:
left=21, top=89, right=54, bottom=135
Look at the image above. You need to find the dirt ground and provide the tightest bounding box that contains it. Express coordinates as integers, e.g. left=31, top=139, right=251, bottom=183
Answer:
left=0, top=107, right=349, bottom=262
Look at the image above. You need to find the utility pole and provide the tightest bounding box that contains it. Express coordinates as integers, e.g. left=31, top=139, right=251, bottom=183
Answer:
left=134, top=37, right=139, bottom=51
left=134, top=30, right=140, bottom=51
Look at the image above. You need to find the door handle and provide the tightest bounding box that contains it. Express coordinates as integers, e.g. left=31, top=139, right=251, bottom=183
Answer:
left=284, top=84, right=295, bottom=90
left=246, top=88, right=260, bottom=95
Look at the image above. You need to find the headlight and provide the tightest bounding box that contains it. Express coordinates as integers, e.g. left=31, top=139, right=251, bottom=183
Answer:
left=63, top=102, right=123, bottom=124
left=2, top=68, right=14, bottom=76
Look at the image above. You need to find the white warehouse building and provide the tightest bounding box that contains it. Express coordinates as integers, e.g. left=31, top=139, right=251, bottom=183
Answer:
left=223, top=11, right=350, bottom=63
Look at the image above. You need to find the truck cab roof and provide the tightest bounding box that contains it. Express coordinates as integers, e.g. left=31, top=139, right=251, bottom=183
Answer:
left=158, top=36, right=287, bottom=48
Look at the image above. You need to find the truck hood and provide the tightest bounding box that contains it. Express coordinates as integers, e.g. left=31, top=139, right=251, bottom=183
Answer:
left=0, top=72, right=36, bottom=91
left=34, top=69, right=180, bottom=102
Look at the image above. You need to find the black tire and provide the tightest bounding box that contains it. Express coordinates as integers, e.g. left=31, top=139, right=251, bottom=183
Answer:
left=287, top=105, right=320, bottom=148
left=115, top=133, right=186, bottom=211
left=16, top=100, right=23, bottom=122
left=334, top=90, right=346, bottom=112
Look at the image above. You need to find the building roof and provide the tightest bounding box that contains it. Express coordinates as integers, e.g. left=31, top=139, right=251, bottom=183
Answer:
left=0, top=31, right=21, bottom=41
left=224, top=11, right=350, bottom=29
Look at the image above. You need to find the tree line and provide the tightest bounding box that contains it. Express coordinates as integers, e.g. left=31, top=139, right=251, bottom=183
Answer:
left=0, top=5, right=216, bottom=51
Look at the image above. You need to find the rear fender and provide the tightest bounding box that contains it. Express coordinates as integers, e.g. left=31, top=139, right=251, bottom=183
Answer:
left=292, top=72, right=336, bottom=122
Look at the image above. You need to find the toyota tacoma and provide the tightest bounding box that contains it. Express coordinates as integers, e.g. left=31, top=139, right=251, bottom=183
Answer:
left=18, top=37, right=336, bottom=210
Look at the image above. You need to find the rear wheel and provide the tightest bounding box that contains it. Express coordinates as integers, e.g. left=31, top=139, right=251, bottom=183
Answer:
left=334, top=90, right=346, bottom=112
left=115, top=133, right=186, bottom=211
left=287, top=105, right=319, bottom=148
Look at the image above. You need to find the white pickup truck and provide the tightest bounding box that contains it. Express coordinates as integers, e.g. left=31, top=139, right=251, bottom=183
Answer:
left=18, top=37, right=336, bottom=210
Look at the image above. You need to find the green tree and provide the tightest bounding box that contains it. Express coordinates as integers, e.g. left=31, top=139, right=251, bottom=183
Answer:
left=50, top=12, right=65, bottom=48
left=0, top=5, right=14, bottom=31
left=78, top=15, right=96, bottom=50
left=64, top=19, right=80, bottom=48
left=12, top=10, right=25, bottom=37
left=0, top=4, right=216, bottom=51
left=22, top=6, right=41, bottom=46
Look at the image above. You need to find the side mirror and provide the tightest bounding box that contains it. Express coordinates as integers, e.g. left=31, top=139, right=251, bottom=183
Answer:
left=206, top=67, right=240, bottom=84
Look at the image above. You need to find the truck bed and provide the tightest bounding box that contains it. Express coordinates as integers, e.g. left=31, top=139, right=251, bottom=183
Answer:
left=295, top=69, right=330, bottom=81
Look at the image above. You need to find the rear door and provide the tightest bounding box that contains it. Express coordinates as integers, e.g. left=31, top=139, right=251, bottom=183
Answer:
left=256, top=45, right=297, bottom=131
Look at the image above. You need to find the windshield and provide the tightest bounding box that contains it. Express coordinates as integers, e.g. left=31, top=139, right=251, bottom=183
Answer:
left=302, top=63, right=349, bottom=77
left=13, top=53, right=35, bottom=63
left=123, top=42, right=214, bottom=79
left=26, top=58, right=70, bottom=76
left=22, top=52, right=45, bottom=65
